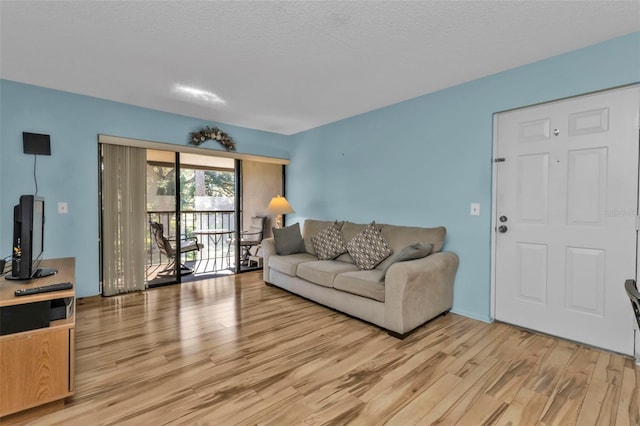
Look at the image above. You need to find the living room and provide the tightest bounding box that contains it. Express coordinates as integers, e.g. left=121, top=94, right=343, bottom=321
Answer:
left=1, top=1, right=639, bottom=424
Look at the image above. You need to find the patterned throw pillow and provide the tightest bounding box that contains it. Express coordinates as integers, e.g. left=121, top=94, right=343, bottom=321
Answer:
left=311, top=222, right=347, bottom=260
left=346, top=221, right=393, bottom=270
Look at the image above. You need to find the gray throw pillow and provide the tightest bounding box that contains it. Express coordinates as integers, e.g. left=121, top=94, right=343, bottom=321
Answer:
left=311, top=221, right=348, bottom=260
left=346, top=221, right=393, bottom=270
left=273, top=223, right=306, bottom=255
left=381, top=242, right=433, bottom=280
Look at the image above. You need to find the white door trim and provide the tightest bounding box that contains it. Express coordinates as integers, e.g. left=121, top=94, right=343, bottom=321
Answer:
left=490, top=113, right=500, bottom=321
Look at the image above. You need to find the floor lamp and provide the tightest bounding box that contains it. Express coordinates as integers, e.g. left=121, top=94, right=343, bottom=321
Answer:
left=267, top=195, right=294, bottom=228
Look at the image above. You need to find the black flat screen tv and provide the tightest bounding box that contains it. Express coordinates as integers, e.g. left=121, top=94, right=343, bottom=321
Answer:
left=6, top=195, right=57, bottom=280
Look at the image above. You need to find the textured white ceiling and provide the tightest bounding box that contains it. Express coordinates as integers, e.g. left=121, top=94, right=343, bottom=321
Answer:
left=1, top=1, right=638, bottom=135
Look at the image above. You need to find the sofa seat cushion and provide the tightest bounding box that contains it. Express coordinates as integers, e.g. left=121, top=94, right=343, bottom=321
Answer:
left=333, top=270, right=386, bottom=302
left=296, top=260, right=359, bottom=288
left=269, top=253, right=317, bottom=277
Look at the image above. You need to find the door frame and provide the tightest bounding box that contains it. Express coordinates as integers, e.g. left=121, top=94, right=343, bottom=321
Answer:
left=490, top=84, right=640, bottom=322
left=98, top=134, right=290, bottom=289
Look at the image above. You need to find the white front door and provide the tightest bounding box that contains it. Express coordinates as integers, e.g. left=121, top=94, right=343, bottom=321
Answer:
left=494, top=86, right=640, bottom=356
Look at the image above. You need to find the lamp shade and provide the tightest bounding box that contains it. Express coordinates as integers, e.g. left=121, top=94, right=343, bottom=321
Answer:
left=267, top=196, right=294, bottom=215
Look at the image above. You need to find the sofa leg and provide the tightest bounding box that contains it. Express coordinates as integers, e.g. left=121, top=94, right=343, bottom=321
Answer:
left=264, top=281, right=273, bottom=287
left=387, top=330, right=410, bottom=339
left=388, top=310, right=451, bottom=339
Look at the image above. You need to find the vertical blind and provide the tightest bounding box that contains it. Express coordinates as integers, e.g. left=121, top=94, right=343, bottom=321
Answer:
left=102, top=144, right=147, bottom=295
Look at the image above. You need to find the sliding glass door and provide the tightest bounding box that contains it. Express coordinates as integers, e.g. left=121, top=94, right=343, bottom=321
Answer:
left=146, top=150, right=237, bottom=286
left=146, top=150, right=180, bottom=286
left=235, top=159, right=284, bottom=272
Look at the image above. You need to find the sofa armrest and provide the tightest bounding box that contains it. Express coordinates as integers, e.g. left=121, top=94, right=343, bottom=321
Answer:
left=261, top=237, right=277, bottom=282
left=384, top=251, right=459, bottom=335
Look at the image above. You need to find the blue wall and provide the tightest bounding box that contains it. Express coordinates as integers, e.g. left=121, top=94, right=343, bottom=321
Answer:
left=0, top=82, right=290, bottom=297
left=287, top=32, right=640, bottom=321
left=1, top=32, right=638, bottom=316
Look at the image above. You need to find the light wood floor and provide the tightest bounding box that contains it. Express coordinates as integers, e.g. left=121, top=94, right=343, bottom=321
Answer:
left=7, top=272, right=640, bottom=425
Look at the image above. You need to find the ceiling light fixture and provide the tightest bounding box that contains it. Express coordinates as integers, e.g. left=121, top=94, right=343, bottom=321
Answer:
left=173, top=84, right=226, bottom=105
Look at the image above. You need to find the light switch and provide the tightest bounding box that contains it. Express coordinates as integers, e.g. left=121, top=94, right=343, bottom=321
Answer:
left=58, top=202, right=69, bottom=214
left=470, top=203, right=480, bottom=216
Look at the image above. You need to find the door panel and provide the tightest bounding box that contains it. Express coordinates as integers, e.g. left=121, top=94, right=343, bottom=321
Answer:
left=519, top=118, right=551, bottom=142
left=517, top=154, right=549, bottom=224
left=146, top=150, right=179, bottom=287
left=495, top=86, right=639, bottom=356
left=237, top=160, right=284, bottom=272
left=565, top=247, right=604, bottom=315
left=568, top=108, right=609, bottom=135
left=516, top=243, right=548, bottom=303
left=566, top=147, right=607, bottom=225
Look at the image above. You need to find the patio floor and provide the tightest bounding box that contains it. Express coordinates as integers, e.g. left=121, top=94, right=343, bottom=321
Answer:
left=146, top=258, right=259, bottom=286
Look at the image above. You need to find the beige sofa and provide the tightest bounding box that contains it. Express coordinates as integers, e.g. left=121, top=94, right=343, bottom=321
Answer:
left=261, top=219, right=459, bottom=338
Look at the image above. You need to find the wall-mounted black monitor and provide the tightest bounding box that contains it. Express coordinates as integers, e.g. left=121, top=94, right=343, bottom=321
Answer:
left=6, top=195, right=57, bottom=280
left=23, top=132, right=51, bottom=156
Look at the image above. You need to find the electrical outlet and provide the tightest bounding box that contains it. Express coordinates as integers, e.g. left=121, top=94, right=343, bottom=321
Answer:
left=58, top=202, right=69, bottom=214
left=470, top=203, right=480, bottom=216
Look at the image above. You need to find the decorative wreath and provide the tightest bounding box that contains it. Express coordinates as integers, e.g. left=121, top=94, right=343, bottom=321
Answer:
left=188, top=126, right=235, bottom=151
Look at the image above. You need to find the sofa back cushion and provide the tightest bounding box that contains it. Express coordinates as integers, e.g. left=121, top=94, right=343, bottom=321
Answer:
left=375, top=224, right=446, bottom=271
left=302, top=220, right=446, bottom=270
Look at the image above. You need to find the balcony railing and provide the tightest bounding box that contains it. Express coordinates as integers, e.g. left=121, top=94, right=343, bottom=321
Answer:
left=147, top=210, right=236, bottom=276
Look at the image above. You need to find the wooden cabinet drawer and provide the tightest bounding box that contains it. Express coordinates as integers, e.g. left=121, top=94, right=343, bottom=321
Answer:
left=0, top=328, right=71, bottom=416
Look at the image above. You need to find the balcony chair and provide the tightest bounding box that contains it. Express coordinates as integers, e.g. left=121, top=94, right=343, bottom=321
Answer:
left=625, top=279, right=640, bottom=329
left=149, top=221, right=203, bottom=275
left=625, top=279, right=640, bottom=364
left=229, top=216, right=266, bottom=267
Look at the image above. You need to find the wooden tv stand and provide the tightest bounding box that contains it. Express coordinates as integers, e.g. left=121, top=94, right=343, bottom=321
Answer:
left=0, top=257, right=75, bottom=418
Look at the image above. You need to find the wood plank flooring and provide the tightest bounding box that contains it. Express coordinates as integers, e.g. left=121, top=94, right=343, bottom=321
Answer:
left=5, top=272, right=639, bottom=425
